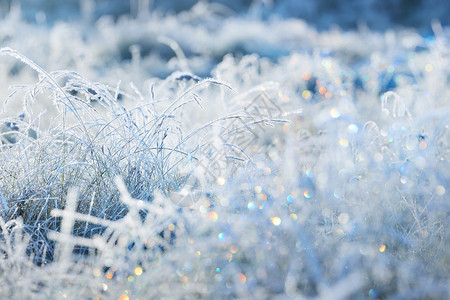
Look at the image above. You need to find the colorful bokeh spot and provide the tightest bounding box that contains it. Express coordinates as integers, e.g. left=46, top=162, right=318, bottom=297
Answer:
left=134, top=267, right=143, bottom=276
left=330, top=108, right=340, bottom=118
left=271, top=217, right=281, bottom=226
left=435, top=185, right=445, bottom=196
left=348, top=124, right=359, bottom=133
left=216, top=177, right=226, bottom=186
left=209, top=211, right=218, bottom=221
left=239, top=273, right=247, bottom=284
left=338, top=138, right=349, bottom=147
left=302, top=90, right=312, bottom=100
left=303, top=189, right=312, bottom=199
left=419, top=140, right=427, bottom=150
left=302, top=71, right=311, bottom=81
left=287, top=195, right=294, bottom=203
left=319, top=86, right=327, bottom=94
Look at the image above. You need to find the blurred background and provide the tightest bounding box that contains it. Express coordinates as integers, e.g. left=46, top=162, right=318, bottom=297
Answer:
left=0, top=0, right=449, bottom=32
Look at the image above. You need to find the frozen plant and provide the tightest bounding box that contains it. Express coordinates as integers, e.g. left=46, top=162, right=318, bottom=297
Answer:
left=0, top=1, right=449, bottom=299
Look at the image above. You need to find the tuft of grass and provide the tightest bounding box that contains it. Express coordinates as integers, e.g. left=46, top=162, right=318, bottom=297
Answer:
left=0, top=47, right=280, bottom=264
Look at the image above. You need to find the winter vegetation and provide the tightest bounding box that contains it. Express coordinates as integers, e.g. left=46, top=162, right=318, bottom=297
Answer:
left=0, top=0, right=449, bottom=299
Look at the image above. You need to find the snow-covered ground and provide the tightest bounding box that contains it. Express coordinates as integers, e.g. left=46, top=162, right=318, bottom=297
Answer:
left=0, top=1, right=449, bottom=299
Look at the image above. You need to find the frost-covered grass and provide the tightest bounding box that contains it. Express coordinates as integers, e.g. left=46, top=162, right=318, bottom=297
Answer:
left=0, top=1, right=449, bottom=299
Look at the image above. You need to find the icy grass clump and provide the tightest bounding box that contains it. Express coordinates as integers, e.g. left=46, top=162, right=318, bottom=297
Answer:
left=0, top=46, right=247, bottom=259
left=0, top=6, right=450, bottom=300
